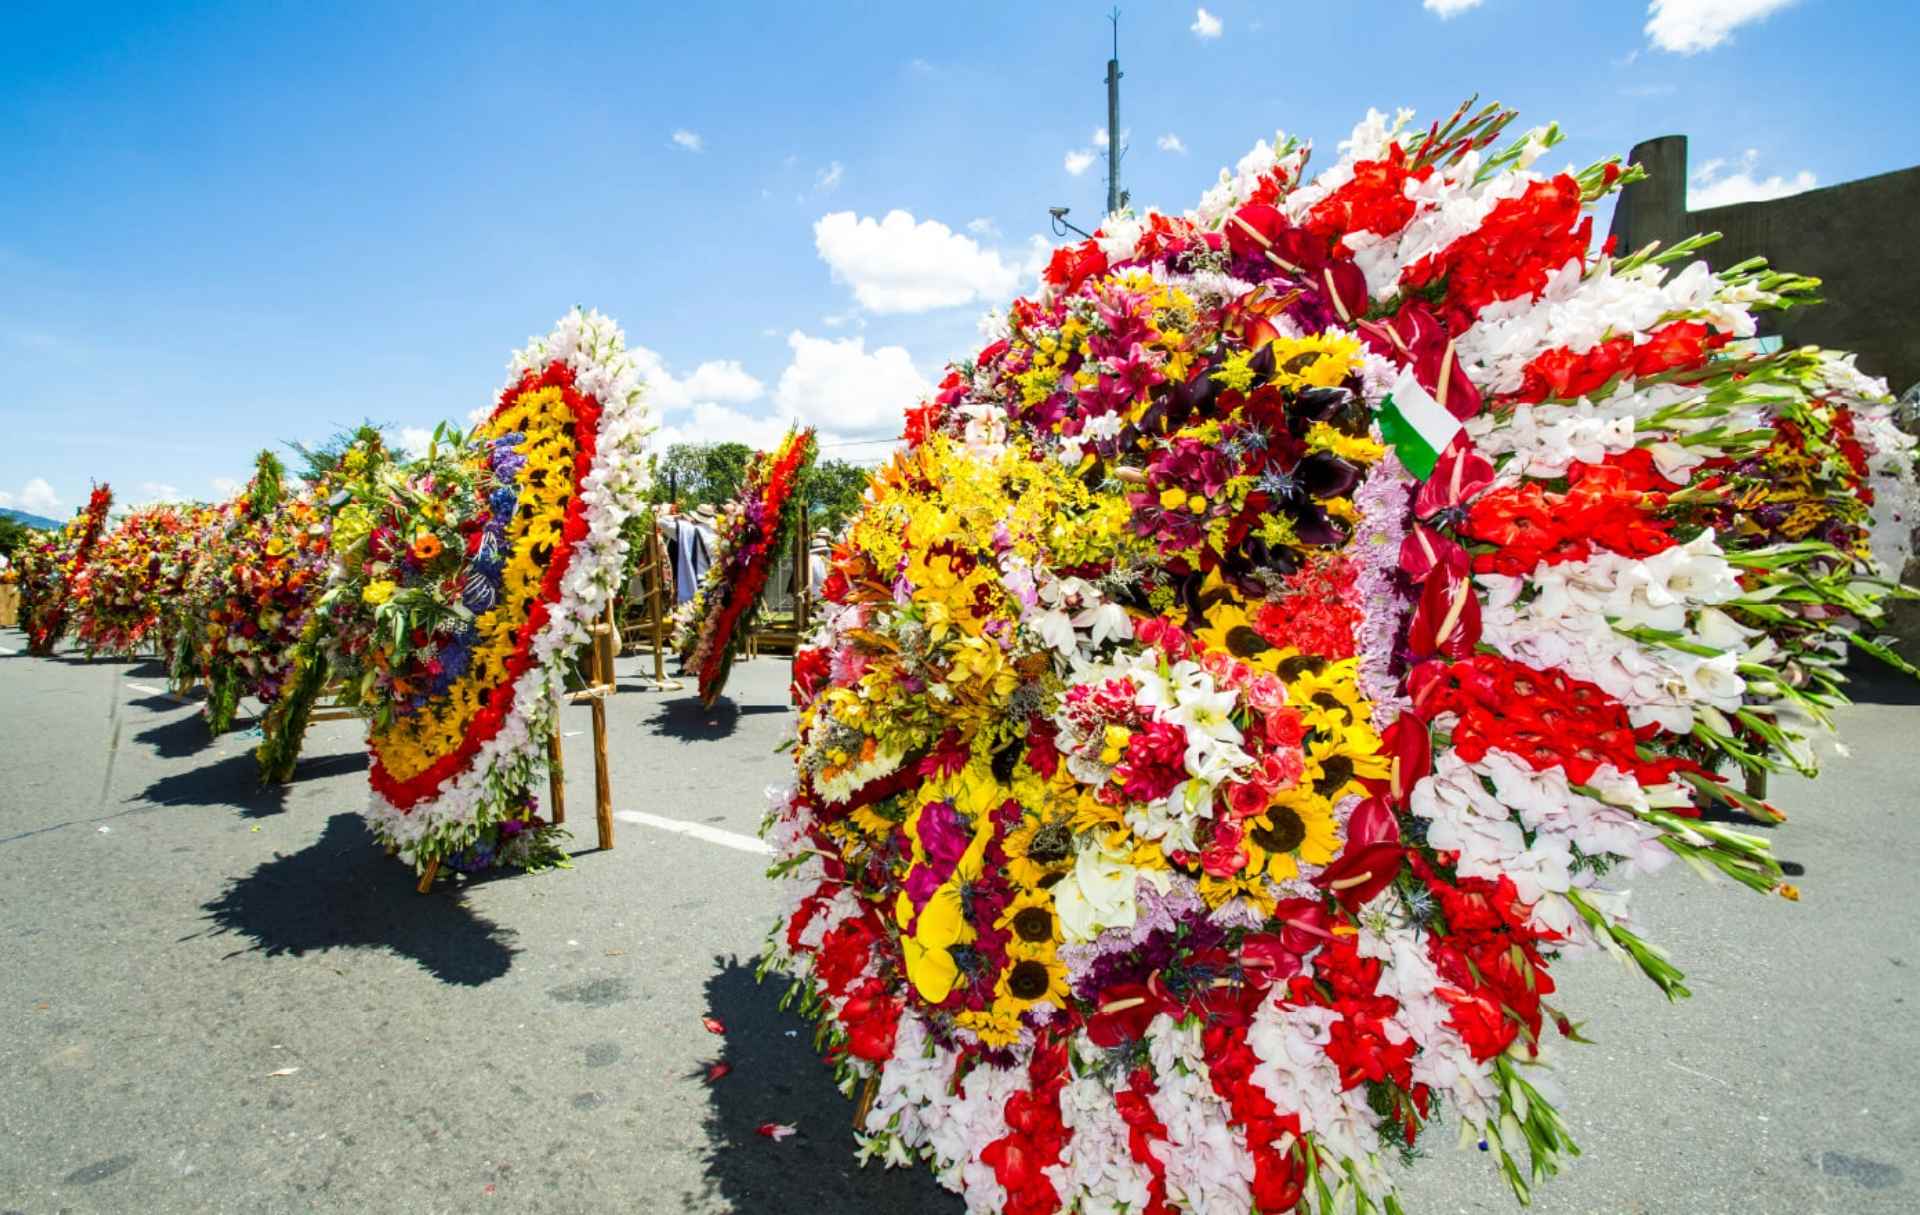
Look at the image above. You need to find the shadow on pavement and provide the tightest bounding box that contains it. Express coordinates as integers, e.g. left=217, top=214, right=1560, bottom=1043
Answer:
left=134, top=711, right=217, bottom=759
left=199, top=812, right=517, bottom=986
left=691, top=957, right=957, bottom=1214
left=138, top=750, right=291, bottom=815
left=643, top=696, right=786, bottom=742
left=1842, top=656, right=1920, bottom=706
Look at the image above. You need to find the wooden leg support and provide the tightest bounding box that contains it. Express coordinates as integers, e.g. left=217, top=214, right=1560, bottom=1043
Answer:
left=593, top=602, right=615, bottom=850
left=415, top=856, right=441, bottom=895
left=547, top=726, right=566, bottom=825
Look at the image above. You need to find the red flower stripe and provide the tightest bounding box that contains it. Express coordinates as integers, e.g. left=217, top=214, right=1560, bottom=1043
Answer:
left=369, top=361, right=601, bottom=810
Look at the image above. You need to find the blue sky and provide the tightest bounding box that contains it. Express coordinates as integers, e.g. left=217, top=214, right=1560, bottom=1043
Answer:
left=2, top=0, right=1912, bottom=518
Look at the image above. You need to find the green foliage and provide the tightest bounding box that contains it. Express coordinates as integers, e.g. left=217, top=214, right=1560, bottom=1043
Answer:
left=248, top=449, right=287, bottom=516
left=292, top=422, right=390, bottom=486
left=800, top=458, right=873, bottom=534
left=646, top=442, right=752, bottom=508
left=0, top=514, right=38, bottom=560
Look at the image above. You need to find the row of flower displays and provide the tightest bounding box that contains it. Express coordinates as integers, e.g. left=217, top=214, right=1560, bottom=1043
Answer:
left=6, top=111, right=1919, bottom=1214
left=10, top=311, right=658, bottom=879
left=762, top=103, right=1920, bottom=1215
left=679, top=427, right=819, bottom=705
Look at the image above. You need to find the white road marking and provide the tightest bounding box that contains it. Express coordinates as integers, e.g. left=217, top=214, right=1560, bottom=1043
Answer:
left=127, top=683, right=165, bottom=695
left=613, top=810, right=770, bottom=855
left=0, top=645, right=17, bottom=655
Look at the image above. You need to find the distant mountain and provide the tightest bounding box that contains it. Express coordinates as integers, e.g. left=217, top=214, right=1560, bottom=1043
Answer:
left=0, top=507, right=63, bottom=531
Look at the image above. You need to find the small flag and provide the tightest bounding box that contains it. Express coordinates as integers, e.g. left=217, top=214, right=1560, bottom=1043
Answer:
left=1376, top=367, right=1464, bottom=480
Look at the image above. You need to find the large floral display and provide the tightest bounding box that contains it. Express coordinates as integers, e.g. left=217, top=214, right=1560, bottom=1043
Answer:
left=70, top=503, right=206, bottom=657
left=682, top=427, right=818, bottom=705
left=22, top=484, right=113, bottom=655
left=763, top=104, right=1918, bottom=1214
left=320, top=309, right=651, bottom=874
left=177, top=453, right=331, bottom=734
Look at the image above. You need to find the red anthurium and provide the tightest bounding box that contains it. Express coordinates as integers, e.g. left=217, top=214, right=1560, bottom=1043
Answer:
left=1398, top=524, right=1469, bottom=584
left=1270, top=897, right=1335, bottom=955
left=1405, top=569, right=1481, bottom=659
left=1345, top=795, right=1402, bottom=849
left=1313, top=841, right=1406, bottom=911
left=1413, top=444, right=1495, bottom=517
left=1239, top=933, right=1305, bottom=987
left=1087, top=982, right=1165, bottom=1048
left=1381, top=714, right=1433, bottom=805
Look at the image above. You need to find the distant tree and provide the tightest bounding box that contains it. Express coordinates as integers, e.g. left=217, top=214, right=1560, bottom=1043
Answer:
left=647, top=442, right=753, bottom=508
left=0, top=514, right=38, bottom=561
left=801, top=458, right=874, bottom=535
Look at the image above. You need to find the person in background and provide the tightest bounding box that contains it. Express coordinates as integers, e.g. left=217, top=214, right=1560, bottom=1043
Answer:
left=672, top=504, right=717, bottom=604
left=808, top=529, right=831, bottom=597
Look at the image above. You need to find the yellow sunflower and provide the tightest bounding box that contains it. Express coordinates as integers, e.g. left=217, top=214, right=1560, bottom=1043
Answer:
left=1244, top=790, right=1343, bottom=882
left=995, top=888, right=1062, bottom=948
left=991, top=948, right=1071, bottom=1015
left=1004, top=812, right=1077, bottom=890
left=1192, top=596, right=1292, bottom=672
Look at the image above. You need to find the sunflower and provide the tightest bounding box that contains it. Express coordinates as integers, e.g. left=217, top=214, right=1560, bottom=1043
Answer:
left=1004, top=810, right=1077, bottom=889
left=1193, top=596, right=1292, bottom=672
left=1288, top=658, right=1367, bottom=734
left=991, top=948, right=1071, bottom=1014
left=996, top=888, right=1061, bottom=948
left=1243, top=789, right=1342, bottom=882
left=1199, top=869, right=1280, bottom=916
left=1302, top=715, right=1389, bottom=801
left=1267, top=332, right=1362, bottom=393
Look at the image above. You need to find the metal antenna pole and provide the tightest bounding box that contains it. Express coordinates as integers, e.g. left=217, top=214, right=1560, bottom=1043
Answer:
left=1105, top=8, right=1122, bottom=218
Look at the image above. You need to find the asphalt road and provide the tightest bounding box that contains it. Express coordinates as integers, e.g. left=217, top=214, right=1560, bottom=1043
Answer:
left=1, top=626, right=1915, bottom=1214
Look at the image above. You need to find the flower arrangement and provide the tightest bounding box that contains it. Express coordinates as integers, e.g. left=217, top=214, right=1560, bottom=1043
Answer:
left=255, top=427, right=395, bottom=784
left=70, top=503, right=202, bottom=657
left=180, top=453, right=331, bottom=733
left=164, top=500, right=238, bottom=695
left=22, top=484, right=113, bottom=655
left=319, top=309, right=652, bottom=874
left=682, top=427, right=818, bottom=705
left=763, top=103, right=1919, bottom=1215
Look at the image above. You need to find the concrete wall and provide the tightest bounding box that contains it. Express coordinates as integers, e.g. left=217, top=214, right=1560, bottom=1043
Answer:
left=1608, top=135, right=1920, bottom=395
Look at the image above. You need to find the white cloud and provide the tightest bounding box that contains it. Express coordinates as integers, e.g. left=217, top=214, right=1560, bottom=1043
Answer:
left=1064, top=149, right=1096, bottom=176
left=1689, top=148, right=1816, bottom=209
left=629, top=348, right=767, bottom=411
left=1157, top=133, right=1187, bottom=154
left=816, top=161, right=844, bottom=191
left=1646, top=0, right=1795, bottom=54
left=775, top=331, right=930, bottom=436
left=651, top=402, right=795, bottom=454
left=210, top=476, right=239, bottom=497
left=1190, top=7, right=1222, bottom=38
left=397, top=426, right=434, bottom=460
left=0, top=477, right=60, bottom=515
left=1422, top=0, right=1486, bottom=16
left=966, top=217, right=1001, bottom=239
left=814, top=210, right=1026, bottom=314
left=670, top=129, right=704, bottom=152
left=1093, top=127, right=1109, bottom=149
left=135, top=481, right=181, bottom=505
